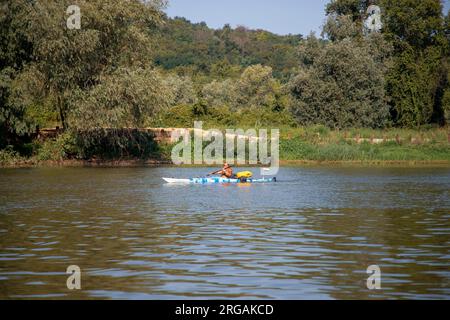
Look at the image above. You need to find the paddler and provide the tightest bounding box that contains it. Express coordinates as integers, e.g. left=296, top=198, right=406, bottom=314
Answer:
left=209, top=162, right=234, bottom=178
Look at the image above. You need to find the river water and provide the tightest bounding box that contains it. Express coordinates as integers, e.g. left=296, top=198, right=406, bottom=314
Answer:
left=0, top=166, right=449, bottom=299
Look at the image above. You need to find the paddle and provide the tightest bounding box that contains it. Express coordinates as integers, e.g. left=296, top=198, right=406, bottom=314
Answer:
left=206, top=166, right=233, bottom=177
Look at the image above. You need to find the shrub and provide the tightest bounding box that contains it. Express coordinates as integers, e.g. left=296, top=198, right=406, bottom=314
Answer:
left=75, top=129, right=160, bottom=160
left=0, top=145, right=22, bottom=165
left=36, top=132, right=79, bottom=161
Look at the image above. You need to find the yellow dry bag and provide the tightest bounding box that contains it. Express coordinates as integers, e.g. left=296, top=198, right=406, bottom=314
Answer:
left=236, top=171, right=253, bottom=179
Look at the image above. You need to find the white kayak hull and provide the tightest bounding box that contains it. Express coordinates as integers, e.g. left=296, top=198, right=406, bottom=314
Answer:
left=163, top=177, right=276, bottom=184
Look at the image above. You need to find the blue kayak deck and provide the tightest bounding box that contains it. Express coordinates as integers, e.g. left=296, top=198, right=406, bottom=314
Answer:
left=163, top=177, right=276, bottom=184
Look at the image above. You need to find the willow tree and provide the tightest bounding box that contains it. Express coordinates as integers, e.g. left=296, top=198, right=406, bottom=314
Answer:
left=321, top=0, right=448, bottom=127
left=289, top=34, right=392, bottom=129
left=0, top=1, right=34, bottom=146
left=289, top=0, right=393, bottom=129
left=4, top=0, right=167, bottom=131
left=69, top=67, right=171, bottom=130
left=236, top=65, right=281, bottom=110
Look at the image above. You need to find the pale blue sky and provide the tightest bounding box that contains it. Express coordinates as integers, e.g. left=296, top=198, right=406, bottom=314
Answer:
left=165, top=0, right=450, bottom=36
left=165, top=0, right=329, bottom=35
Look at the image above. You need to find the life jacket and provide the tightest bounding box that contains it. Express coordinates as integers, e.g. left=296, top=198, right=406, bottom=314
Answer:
left=222, top=167, right=233, bottom=178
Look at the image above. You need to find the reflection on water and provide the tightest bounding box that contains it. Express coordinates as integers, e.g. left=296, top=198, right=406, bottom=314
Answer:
left=0, top=166, right=449, bottom=299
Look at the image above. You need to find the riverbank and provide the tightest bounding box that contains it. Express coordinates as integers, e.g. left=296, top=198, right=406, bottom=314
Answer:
left=1, top=158, right=449, bottom=169
left=1, top=126, right=449, bottom=168
left=0, top=158, right=172, bottom=168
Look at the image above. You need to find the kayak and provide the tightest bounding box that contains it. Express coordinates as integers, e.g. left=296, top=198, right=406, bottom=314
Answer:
left=163, top=177, right=276, bottom=184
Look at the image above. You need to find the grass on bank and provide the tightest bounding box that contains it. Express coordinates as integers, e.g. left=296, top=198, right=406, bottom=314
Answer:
left=279, top=126, right=450, bottom=161
left=0, top=126, right=449, bottom=166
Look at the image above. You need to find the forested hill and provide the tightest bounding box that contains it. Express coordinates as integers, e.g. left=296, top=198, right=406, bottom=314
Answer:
left=153, top=16, right=303, bottom=80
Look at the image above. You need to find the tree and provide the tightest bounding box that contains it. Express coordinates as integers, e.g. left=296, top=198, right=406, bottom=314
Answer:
left=153, top=16, right=302, bottom=80
left=325, top=0, right=371, bottom=21
left=380, top=0, right=445, bottom=49
left=210, top=59, right=241, bottom=79
left=321, top=0, right=448, bottom=127
left=380, top=0, right=447, bottom=126
left=201, top=79, right=237, bottom=109
left=4, top=0, right=165, bottom=130
left=290, top=2, right=393, bottom=129
left=201, top=64, right=288, bottom=112
left=439, top=11, right=450, bottom=124
left=0, top=1, right=34, bottom=146
left=163, top=74, right=198, bottom=106
left=323, top=14, right=362, bottom=41
left=445, top=10, right=450, bottom=44
left=69, top=67, right=170, bottom=130
left=443, top=67, right=450, bottom=124
left=387, top=46, right=445, bottom=126
left=289, top=35, right=391, bottom=129
left=236, top=64, right=286, bottom=111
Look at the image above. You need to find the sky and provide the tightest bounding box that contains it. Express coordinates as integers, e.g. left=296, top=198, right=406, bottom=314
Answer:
left=165, top=0, right=450, bottom=36
left=165, top=0, right=329, bottom=35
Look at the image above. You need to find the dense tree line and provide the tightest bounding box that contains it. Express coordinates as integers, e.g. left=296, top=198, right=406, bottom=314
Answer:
left=289, top=0, right=449, bottom=129
left=0, top=0, right=449, bottom=153
left=153, top=16, right=302, bottom=80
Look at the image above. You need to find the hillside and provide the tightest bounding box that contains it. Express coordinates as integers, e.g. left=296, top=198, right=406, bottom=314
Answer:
left=153, top=16, right=303, bottom=80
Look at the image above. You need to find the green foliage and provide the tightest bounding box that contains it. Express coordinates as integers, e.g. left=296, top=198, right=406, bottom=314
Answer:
left=325, top=0, right=370, bottom=21
left=0, top=145, right=23, bottom=166
left=153, top=99, right=296, bottom=129
left=75, top=130, right=161, bottom=160
left=443, top=86, right=450, bottom=123
left=201, top=79, right=237, bottom=110
left=23, top=103, right=58, bottom=129
left=36, top=132, right=79, bottom=161
left=237, top=65, right=282, bottom=110
left=380, top=0, right=445, bottom=49
left=70, top=67, right=171, bottom=130
left=163, top=74, right=198, bottom=106
left=387, top=46, right=444, bottom=126
left=1, top=0, right=449, bottom=165
left=154, top=17, right=302, bottom=79
left=0, top=1, right=34, bottom=138
left=32, top=130, right=162, bottom=161
left=289, top=34, right=391, bottom=128
left=1, top=0, right=166, bottom=131
left=0, top=67, right=30, bottom=139
left=305, top=0, right=449, bottom=128
left=379, top=0, right=448, bottom=127
left=322, top=14, right=362, bottom=41
left=199, top=64, right=289, bottom=115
